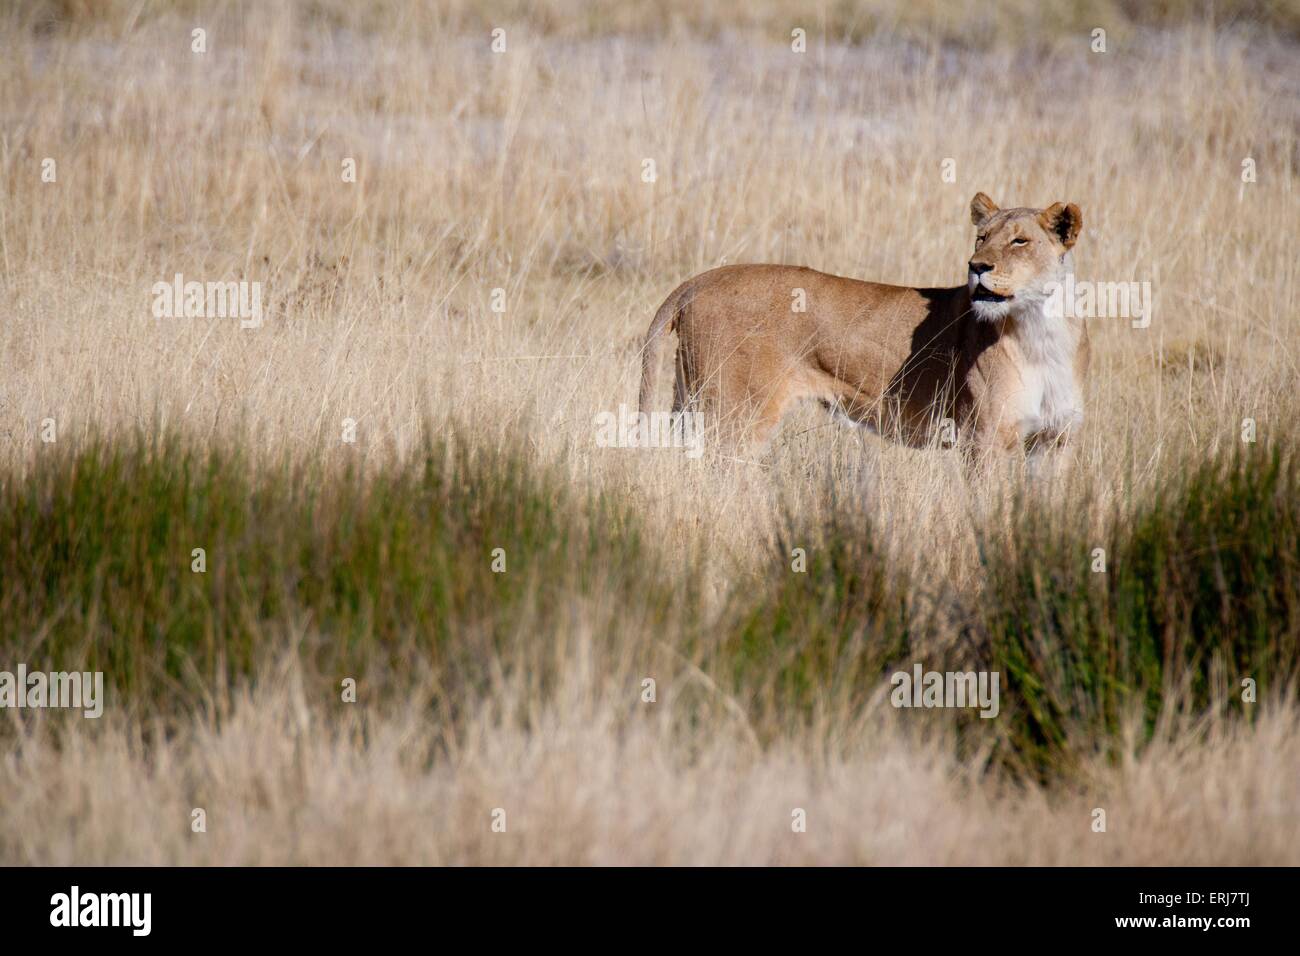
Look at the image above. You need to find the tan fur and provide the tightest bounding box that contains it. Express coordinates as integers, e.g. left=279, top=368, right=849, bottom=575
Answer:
left=639, top=193, right=1089, bottom=471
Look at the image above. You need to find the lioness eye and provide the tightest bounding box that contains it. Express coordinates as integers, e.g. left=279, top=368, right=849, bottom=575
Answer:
left=1011, top=238, right=1029, bottom=246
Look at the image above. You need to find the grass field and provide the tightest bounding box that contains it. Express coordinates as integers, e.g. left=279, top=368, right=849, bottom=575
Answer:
left=1, top=0, right=1298, bottom=864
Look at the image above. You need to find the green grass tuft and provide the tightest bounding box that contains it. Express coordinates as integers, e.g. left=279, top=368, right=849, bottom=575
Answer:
left=3, top=432, right=1295, bottom=778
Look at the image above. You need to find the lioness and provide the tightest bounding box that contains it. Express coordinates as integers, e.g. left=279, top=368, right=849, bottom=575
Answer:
left=639, top=193, right=1087, bottom=472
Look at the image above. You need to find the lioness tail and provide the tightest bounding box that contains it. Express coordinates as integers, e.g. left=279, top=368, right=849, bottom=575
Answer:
left=638, top=283, right=689, bottom=415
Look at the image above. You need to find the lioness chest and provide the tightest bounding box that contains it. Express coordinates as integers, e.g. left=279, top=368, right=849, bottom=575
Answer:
left=983, top=313, right=1085, bottom=442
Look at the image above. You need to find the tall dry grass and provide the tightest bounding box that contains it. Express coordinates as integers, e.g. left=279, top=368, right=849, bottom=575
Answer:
left=7, top=651, right=1299, bottom=865
left=0, top=1, right=1297, bottom=863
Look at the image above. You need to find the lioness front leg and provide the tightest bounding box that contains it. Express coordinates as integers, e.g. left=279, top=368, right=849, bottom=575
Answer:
left=1024, top=424, right=1078, bottom=483
left=961, top=420, right=1023, bottom=479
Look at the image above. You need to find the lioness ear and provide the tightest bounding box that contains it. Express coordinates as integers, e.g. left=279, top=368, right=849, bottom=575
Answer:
left=970, top=192, right=999, bottom=226
left=1041, top=202, right=1082, bottom=249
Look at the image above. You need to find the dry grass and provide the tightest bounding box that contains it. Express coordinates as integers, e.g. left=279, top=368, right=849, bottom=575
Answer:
left=6, top=649, right=1299, bottom=865
left=0, top=1, right=1297, bottom=863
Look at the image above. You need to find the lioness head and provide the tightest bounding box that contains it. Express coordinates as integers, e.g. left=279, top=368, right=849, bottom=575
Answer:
left=967, top=192, right=1082, bottom=320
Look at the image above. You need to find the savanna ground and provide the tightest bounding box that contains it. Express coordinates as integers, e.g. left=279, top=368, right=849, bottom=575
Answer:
left=0, top=0, right=1298, bottom=864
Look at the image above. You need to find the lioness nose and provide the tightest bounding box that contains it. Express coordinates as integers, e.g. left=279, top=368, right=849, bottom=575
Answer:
left=968, top=261, right=993, bottom=275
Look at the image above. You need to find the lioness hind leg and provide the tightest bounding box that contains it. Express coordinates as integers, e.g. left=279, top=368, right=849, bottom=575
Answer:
left=706, top=406, right=781, bottom=459
left=676, top=338, right=796, bottom=459
left=714, top=379, right=803, bottom=459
